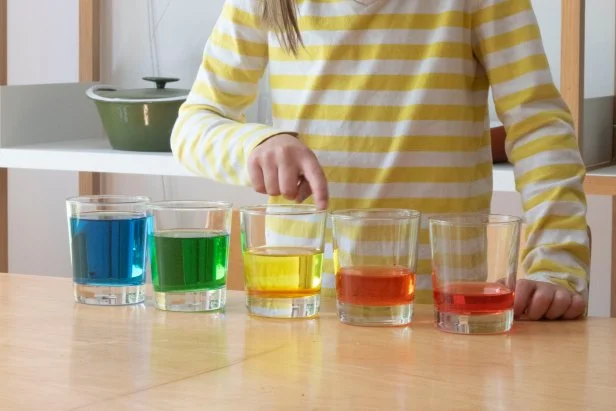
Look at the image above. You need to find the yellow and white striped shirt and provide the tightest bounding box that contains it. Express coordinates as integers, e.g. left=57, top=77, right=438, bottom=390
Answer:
left=171, top=0, right=590, bottom=302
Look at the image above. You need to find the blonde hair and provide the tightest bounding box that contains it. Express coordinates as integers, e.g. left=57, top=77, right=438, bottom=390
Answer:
left=259, top=0, right=303, bottom=54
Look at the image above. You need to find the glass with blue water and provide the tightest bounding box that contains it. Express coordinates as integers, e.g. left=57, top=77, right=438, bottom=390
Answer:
left=66, top=195, right=150, bottom=305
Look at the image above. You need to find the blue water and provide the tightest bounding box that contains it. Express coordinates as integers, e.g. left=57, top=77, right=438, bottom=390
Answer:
left=69, top=213, right=148, bottom=286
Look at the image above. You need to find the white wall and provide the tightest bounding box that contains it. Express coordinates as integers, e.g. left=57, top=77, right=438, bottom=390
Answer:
left=531, top=0, right=562, bottom=88
left=100, top=0, right=265, bottom=206
left=5, top=0, right=614, bottom=316
left=585, top=0, right=616, bottom=98
left=582, top=0, right=616, bottom=317
left=101, top=0, right=222, bottom=90
left=7, top=0, right=78, bottom=85
left=100, top=0, right=263, bottom=120
left=6, top=0, right=79, bottom=277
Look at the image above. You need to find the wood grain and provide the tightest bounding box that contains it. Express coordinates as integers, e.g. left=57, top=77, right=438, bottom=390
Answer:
left=79, top=0, right=100, bottom=82
left=612, top=196, right=616, bottom=317
left=0, top=169, right=7, bottom=272
left=584, top=175, right=616, bottom=196
left=228, top=209, right=244, bottom=291
left=614, top=0, right=616, bottom=163
left=227, top=209, right=264, bottom=291
left=0, top=0, right=7, bottom=272
left=560, top=0, right=585, bottom=144
left=78, top=173, right=101, bottom=196
left=0, top=273, right=614, bottom=410
left=79, top=0, right=102, bottom=196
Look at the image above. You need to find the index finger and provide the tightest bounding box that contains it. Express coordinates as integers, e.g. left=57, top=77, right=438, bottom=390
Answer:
left=300, top=157, right=329, bottom=210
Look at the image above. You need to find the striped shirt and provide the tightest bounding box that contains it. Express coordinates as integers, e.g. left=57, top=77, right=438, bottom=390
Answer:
left=171, top=0, right=590, bottom=302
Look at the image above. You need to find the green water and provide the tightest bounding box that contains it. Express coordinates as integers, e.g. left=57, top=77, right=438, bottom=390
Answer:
left=150, top=230, right=229, bottom=292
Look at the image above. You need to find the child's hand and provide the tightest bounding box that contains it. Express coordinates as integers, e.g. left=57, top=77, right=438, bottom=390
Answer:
left=248, top=134, right=329, bottom=209
left=514, top=279, right=586, bottom=320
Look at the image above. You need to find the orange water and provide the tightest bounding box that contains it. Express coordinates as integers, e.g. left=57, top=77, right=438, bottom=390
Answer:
left=434, top=282, right=514, bottom=314
left=336, top=266, right=415, bottom=306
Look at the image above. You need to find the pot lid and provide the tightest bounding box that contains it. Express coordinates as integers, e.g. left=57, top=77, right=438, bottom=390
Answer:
left=89, top=77, right=188, bottom=102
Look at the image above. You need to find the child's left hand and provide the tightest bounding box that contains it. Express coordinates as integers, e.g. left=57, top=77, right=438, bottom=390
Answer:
left=514, top=279, right=586, bottom=321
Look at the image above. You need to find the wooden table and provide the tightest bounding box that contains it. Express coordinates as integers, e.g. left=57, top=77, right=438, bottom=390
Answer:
left=1, top=274, right=615, bottom=410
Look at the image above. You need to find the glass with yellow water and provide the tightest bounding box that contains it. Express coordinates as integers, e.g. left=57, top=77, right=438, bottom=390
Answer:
left=240, top=204, right=327, bottom=318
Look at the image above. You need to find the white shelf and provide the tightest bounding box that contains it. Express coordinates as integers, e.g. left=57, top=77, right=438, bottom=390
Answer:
left=1, top=83, right=603, bottom=194
left=589, top=165, right=616, bottom=177
left=0, top=139, right=192, bottom=177
left=0, top=82, right=191, bottom=177
left=6, top=138, right=615, bottom=195
left=493, top=163, right=516, bottom=193
left=0, top=137, right=520, bottom=191
left=2, top=83, right=614, bottom=195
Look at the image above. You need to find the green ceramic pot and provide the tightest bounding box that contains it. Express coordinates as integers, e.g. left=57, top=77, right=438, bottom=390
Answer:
left=86, top=77, right=189, bottom=152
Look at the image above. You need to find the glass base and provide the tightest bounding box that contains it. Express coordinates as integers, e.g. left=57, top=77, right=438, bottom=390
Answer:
left=337, top=302, right=413, bottom=326
left=435, top=309, right=514, bottom=334
left=154, top=288, right=226, bottom=312
left=74, top=283, right=145, bottom=305
left=246, top=294, right=320, bottom=318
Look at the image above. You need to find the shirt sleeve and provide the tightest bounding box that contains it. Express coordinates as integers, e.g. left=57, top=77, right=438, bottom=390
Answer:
left=171, top=0, right=292, bottom=186
left=471, top=0, right=590, bottom=295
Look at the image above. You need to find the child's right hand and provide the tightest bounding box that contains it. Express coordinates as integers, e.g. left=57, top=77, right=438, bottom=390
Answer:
left=248, top=134, right=329, bottom=210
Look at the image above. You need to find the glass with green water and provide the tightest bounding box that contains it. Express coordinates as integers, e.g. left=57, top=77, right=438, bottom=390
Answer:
left=147, top=201, right=232, bottom=312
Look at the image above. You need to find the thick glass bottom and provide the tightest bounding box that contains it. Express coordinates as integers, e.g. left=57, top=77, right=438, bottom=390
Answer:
left=73, top=283, right=145, bottom=305
left=337, top=302, right=413, bottom=326
left=246, top=294, right=320, bottom=318
left=435, top=309, right=514, bottom=334
left=154, top=288, right=226, bottom=312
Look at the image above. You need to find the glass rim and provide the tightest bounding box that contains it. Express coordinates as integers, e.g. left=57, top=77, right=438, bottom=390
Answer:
left=147, top=200, right=233, bottom=211
left=239, top=204, right=326, bottom=216
left=330, top=208, right=421, bottom=221
left=66, top=195, right=150, bottom=205
left=428, top=213, right=522, bottom=227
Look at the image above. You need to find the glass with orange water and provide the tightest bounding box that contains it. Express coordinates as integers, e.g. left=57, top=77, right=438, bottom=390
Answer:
left=429, top=214, right=521, bottom=334
left=331, top=209, right=420, bottom=326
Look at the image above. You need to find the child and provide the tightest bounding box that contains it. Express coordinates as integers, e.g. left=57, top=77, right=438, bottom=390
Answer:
left=171, top=0, right=589, bottom=320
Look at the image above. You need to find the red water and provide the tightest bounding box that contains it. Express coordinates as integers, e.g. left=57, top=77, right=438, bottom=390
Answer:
left=433, top=282, right=514, bottom=314
left=336, top=266, right=415, bottom=306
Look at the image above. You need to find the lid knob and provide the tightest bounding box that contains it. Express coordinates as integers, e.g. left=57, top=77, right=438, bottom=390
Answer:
left=143, top=77, right=180, bottom=90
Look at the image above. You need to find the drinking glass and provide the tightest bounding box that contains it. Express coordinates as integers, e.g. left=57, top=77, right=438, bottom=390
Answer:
left=240, top=204, right=327, bottom=318
left=66, top=195, right=149, bottom=305
left=147, top=201, right=232, bottom=312
left=429, top=214, right=521, bottom=334
left=331, top=209, right=421, bottom=326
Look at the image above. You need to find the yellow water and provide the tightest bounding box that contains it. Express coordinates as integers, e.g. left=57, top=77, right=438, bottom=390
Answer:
left=243, top=246, right=323, bottom=298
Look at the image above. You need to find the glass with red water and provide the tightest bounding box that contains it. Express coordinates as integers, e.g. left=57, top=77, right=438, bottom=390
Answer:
left=331, top=209, right=420, bottom=326
left=429, top=214, right=521, bottom=334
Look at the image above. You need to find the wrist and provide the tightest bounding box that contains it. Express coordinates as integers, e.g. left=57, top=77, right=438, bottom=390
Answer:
left=256, top=132, right=298, bottom=147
